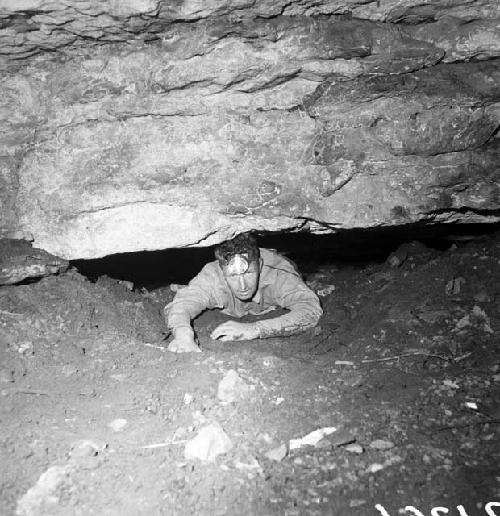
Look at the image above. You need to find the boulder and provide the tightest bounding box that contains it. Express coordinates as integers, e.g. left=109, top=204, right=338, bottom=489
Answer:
left=0, top=239, right=68, bottom=285
left=0, top=4, right=498, bottom=259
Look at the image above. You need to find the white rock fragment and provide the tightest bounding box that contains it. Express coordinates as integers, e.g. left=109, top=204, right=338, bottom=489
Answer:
left=183, top=393, right=193, bottom=405
left=264, top=443, right=288, bottom=462
left=443, top=379, right=459, bottom=389
left=69, top=439, right=105, bottom=458
left=344, top=443, right=364, bottom=454
left=465, top=401, right=478, bottom=410
left=317, top=285, right=335, bottom=297
left=472, top=305, right=494, bottom=333
left=366, top=463, right=385, bottom=473
left=334, top=360, right=355, bottom=366
left=107, top=418, right=127, bottom=432
left=217, top=369, right=250, bottom=403
left=369, top=439, right=395, bottom=450
left=16, top=465, right=73, bottom=516
left=118, top=280, right=134, bottom=291
left=18, top=341, right=33, bottom=355
left=184, top=422, right=233, bottom=462
left=455, top=306, right=494, bottom=334
left=445, top=276, right=465, bottom=295
left=289, top=427, right=337, bottom=450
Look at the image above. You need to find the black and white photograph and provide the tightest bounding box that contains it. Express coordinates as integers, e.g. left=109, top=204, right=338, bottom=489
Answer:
left=0, top=1, right=499, bottom=514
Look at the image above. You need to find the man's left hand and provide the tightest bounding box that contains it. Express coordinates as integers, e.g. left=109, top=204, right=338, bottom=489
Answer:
left=210, top=321, right=260, bottom=341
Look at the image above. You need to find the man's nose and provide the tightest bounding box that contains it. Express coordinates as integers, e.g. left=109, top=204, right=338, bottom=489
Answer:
left=239, top=276, right=247, bottom=290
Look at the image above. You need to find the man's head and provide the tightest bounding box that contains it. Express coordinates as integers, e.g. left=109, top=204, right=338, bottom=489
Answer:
left=215, top=233, right=261, bottom=301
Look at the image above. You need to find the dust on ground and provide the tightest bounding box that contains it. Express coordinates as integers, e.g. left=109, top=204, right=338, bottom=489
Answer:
left=1, top=234, right=499, bottom=516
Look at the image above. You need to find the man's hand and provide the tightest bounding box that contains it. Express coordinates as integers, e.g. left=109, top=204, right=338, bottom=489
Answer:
left=210, top=321, right=260, bottom=342
left=167, top=327, right=201, bottom=353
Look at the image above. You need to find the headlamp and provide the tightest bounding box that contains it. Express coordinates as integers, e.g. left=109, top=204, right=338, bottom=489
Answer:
left=226, top=254, right=250, bottom=275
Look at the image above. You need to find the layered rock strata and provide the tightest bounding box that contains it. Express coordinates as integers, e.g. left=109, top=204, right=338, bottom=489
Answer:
left=0, top=1, right=499, bottom=259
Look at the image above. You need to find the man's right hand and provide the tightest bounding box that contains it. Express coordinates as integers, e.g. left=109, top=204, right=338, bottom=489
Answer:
left=167, top=327, right=201, bottom=353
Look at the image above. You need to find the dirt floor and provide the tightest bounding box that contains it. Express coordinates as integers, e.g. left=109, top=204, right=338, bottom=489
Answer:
left=1, top=233, right=499, bottom=516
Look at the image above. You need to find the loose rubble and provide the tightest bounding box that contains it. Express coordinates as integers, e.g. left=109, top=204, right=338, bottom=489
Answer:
left=2, top=234, right=500, bottom=515
left=217, top=369, right=251, bottom=403
left=184, top=422, right=233, bottom=462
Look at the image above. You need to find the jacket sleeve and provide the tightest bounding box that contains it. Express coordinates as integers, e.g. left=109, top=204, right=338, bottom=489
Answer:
left=255, top=273, right=323, bottom=338
left=164, top=266, right=221, bottom=331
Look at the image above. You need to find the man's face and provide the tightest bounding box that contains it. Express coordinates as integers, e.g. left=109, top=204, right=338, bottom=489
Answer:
left=222, top=254, right=260, bottom=301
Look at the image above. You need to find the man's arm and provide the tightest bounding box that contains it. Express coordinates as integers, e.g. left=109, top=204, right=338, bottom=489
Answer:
left=164, top=267, right=220, bottom=352
left=254, top=284, right=323, bottom=339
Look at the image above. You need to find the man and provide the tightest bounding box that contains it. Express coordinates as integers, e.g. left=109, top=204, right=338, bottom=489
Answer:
left=165, top=233, right=323, bottom=353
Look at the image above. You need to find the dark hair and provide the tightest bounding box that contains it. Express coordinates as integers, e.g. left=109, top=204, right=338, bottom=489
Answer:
left=214, top=232, right=260, bottom=265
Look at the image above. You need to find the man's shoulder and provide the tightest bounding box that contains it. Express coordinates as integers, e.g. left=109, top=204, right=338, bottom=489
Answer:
left=260, top=248, right=300, bottom=277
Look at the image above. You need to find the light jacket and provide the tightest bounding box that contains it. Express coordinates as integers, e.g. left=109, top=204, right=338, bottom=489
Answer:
left=165, top=248, right=323, bottom=338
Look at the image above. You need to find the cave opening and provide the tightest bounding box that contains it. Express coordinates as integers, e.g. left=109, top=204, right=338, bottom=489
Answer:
left=71, top=222, right=500, bottom=290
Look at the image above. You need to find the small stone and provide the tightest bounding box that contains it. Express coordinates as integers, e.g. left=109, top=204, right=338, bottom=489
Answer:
left=217, top=369, right=250, bottom=403
left=317, top=285, right=335, bottom=297
left=388, top=255, right=403, bottom=267
left=184, top=422, right=233, bottom=462
left=264, top=443, right=288, bottom=462
left=107, top=418, right=127, bottom=432
left=366, top=463, right=385, bottom=473
left=334, top=360, right=355, bottom=366
left=69, top=439, right=106, bottom=459
left=324, top=429, right=356, bottom=447
left=369, top=439, right=395, bottom=450
left=18, top=341, right=33, bottom=355
left=16, top=465, right=73, bottom=516
left=259, top=433, right=273, bottom=444
left=170, top=284, right=187, bottom=292
left=62, top=364, right=79, bottom=377
left=184, top=393, right=193, bottom=405
left=344, top=443, right=364, bottom=454
left=445, top=277, right=466, bottom=295
left=443, top=379, right=459, bottom=389
left=289, top=427, right=337, bottom=450
left=0, top=368, right=13, bottom=383
left=118, top=280, right=134, bottom=291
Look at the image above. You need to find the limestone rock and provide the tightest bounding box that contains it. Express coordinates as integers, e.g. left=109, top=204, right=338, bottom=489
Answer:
left=264, top=443, right=288, bottom=462
left=0, top=3, right=499, bottom=259
left=369, top=439, right=395, bottom=450
left=217, top=369, right=251, bottom=403
left=16, top=464, right=73, bottom=516
left=0, top=239, right=68, bottom=285
left=184, top=422, right=233, bottom=462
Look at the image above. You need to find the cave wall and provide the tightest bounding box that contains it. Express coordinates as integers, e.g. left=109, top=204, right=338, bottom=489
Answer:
left=1, top=1, right=499, bottom=259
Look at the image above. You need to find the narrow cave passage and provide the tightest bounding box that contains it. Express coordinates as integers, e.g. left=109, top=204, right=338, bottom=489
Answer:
left=3, top=224, right=500, bottom=516
left=71, top=223, right=500, bottom=289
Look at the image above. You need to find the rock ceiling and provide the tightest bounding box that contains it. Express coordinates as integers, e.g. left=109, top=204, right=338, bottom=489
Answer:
left=0, top=0, right=499, bottom=259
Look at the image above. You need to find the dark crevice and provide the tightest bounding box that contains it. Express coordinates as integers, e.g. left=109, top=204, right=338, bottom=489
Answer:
left=71, top=223, right=500, bottom=290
